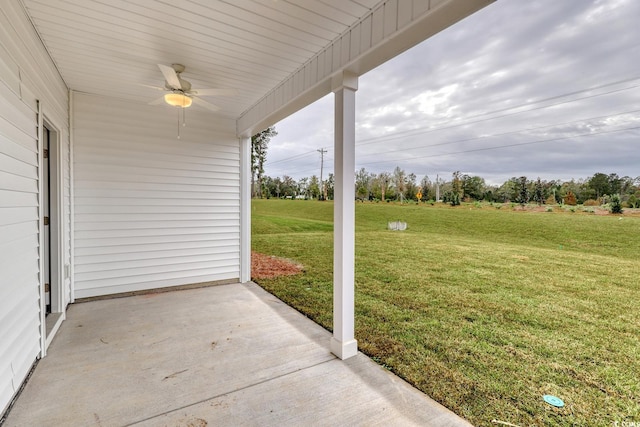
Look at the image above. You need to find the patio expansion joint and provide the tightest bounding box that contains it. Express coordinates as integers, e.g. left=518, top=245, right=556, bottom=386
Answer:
left=123, top=355, right=337, bottom=426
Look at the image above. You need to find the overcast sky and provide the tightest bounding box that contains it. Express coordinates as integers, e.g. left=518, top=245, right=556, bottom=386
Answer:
left=265, top=0, right=640, bottom=186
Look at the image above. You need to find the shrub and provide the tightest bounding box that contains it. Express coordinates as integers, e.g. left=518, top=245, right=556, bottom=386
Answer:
left=583, top=199, right=599, bottom=207
left=610, top=194, right=623, bottom=214
left=628, top=194, right=638, bottom=209
left=545, top=195, right=556, bottom=205
left=565, top=191, right=577, bottom=206
left=546, top=207, right=553, bottom=212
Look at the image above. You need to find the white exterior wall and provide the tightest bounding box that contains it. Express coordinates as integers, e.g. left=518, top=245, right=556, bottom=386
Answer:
left=0, top=0, right=70, bottom=415
left=0, top=68, right=40, bottom=417
left=72, top=93, right=240, bottom=298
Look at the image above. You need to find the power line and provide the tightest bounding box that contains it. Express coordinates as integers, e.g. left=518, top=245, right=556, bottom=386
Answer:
left=270, top=162, right=334, bottom=178
left=358, top=125, right=640, bottom=166
left=356, top=75, right=640, bottom=145
left=267, top=149, right=318, bottom=166
left=266, top=76, right=640, bottom=177
left=442, top=75, right=640, bottom=123
left=356, top=108, right=640, bottom=160
left=355, top=79, right=640, bottom=146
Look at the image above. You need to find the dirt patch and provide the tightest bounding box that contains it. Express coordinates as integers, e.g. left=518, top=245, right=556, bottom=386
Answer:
left=252, top=251, right=304, bottom=280
left=528, top=205, right=547, bottom=213
left=177, top=418, right=207, bottom=427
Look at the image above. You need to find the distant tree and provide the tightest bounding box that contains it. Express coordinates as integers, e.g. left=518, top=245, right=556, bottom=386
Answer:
left=450, top=171, right=462, bottom=206
left=377, top=172, right=392, bottom=202
left=309, top=175, right=320, bottom=199
left=439, top=179, right=453, bottom=202
left=355, top=168, right=373, bottom=201
left=298, top=177, right=309, bottom=198
left=516, top=176, right=529, bottom=206
left=610, top=194, right=623, bottom=214
left=483, top=186, right=498, bottom=202
left=326, top=173, right=335, bottom=200
left=565, top=191, right=577, bottom=206
left=441, top=191, right=453, bottom=204
left=251, top=127, right=277, bottom=198
left=280, top=175, right=297, bottom=198
left=497, top=177, right=519, bottom=202
left=561, top=179, right=589, bottom=204
left=619, top=176, right=636, bottom=196
left=405, top=173, right=418, bottom=200
left=272, top=177, right=282, bottom=198
left=608, top=173, right=622, bottom=195
left=393, top=166, right=407, bottom=202
left=462, top=175, right=485, bottom=201
left=588, top=172, right=610, bottom=201
left=420, top=175, right=434, bottom=201
left=263, top=176, right=277, bottom=198
left=534, top=177, right=545, bottom=205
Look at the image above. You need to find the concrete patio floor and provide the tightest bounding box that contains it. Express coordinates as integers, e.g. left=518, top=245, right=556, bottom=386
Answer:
left=4, top=282, right=472, bottom=427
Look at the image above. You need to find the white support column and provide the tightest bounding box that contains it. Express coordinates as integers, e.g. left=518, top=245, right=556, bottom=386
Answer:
left=330, top=71, right=358, bottom=360
left=240, top=136, right=252, bottom=283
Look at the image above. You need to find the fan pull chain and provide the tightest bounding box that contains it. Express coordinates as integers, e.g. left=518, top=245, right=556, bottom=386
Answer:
left=177, top=108, right=181, bottom=140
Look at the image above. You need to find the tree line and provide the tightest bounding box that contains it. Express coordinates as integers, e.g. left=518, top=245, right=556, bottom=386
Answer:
left=251, top=128, right=639, bottom=207
left=257, top=168, right=639, bottom=208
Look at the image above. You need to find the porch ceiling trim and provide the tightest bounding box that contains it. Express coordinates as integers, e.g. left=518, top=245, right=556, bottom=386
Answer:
left=237, top=0, right=494, bottom=137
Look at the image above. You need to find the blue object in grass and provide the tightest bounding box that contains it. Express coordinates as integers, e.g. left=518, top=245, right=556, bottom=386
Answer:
left=543, top=395, right=564, bottom=407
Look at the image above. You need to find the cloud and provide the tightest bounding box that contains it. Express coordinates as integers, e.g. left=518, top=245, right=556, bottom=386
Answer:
left=266, top=0, right=640, bottom=185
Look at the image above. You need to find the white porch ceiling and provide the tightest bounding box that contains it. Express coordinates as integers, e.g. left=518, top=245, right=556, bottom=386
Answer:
left=20, top=0, right=494, bottom=134
left=20, top=0, right=380, bottom=119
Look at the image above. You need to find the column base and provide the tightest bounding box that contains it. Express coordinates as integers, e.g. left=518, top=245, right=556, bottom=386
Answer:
left=330, top=337, right=358, bottom=360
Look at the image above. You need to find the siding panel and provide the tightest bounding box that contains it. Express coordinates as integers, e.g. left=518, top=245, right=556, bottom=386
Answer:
left=0, top=0, right=70, bottom=415
left=73, top=93, right=240, bottom=298
left=0, top=63, right=41, bottom=415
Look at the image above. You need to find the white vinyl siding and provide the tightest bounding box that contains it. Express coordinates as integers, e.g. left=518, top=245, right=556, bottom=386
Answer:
left=0, top=47, right=41, bottom=417
left=72, top=93, right=240, bottom=298
left=1, top=0, right=70, bottom=415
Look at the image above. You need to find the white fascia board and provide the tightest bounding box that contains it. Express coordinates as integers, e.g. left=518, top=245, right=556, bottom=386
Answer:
left=236, top=0, right=495, bottom=137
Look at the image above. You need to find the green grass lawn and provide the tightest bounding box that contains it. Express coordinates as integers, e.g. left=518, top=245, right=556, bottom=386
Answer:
left=251, top=199, right=640, bottom=426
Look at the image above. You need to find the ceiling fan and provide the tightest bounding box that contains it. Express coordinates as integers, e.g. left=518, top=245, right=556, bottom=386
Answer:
left=148, top=63, right=237, bottom=112
left=148, top=63, right=237, bottom=138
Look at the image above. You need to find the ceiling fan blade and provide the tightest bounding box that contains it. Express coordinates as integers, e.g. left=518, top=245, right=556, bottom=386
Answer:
left=158, top=64, right=182, bottom=89
left=192, top=88, right=238, bottom=96
left=148, top=96, right=166, bottom=105
left=193, top=97, right=221, bottom=112
left=140, top=83, right=165, bottom=91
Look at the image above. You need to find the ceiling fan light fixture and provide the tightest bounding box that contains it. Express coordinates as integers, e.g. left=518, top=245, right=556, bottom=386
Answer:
left=164, top=92, right=192, bottom=108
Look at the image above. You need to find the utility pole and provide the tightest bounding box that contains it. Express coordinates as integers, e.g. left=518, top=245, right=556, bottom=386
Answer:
left=317, top=148, right=327, bottom=200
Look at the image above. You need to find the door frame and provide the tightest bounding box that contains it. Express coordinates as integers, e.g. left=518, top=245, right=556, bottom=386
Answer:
left=38, top=106, right=65, bottom=357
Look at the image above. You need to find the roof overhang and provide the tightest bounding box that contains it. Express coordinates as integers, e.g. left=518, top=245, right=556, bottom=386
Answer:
left=19, top=0, right=494, bottom=138
left=237, top=0, right=494, bottom=137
